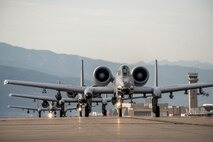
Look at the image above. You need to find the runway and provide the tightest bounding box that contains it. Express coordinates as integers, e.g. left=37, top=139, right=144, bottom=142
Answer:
left=0, top=117, right=212, bottom=142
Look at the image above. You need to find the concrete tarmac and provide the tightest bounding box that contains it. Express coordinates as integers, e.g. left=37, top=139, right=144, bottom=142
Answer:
left=0, top=117, right=212, bottom=142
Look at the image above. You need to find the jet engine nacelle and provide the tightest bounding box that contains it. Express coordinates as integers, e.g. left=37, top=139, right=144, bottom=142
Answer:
left=41, top=100, right=49, bottom=108
left=131, top=66, right=149, bottom=86
left=93, top=66, right=113, bottom=86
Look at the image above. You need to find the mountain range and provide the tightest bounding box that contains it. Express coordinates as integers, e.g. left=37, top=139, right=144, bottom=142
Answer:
left=0, top=42, right=213, bottom=118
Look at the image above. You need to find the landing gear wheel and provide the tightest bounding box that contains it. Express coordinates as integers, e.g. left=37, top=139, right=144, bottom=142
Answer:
left=38, top=111, right=41, bottom=118
left=152, top=105, right=160, bottom=117
left=111, top=97, right=117, bottom=105
left=60, top=103, right=65, bottom=117
left=102, top=104, right=107, bottom=116
left=102, top=109, right=107, bottom=116
left=79, top=109, right=82, bottom=117
left=117, top=98, right=123, bottom=117
left=85, top=104, right=89, bottom=117
left=155, top=106, right=160, bottom=117
left=152, top=97, right=160, bottom=117
left=60, top=110, right=63, bottom=117
left=119, top=108, right=122, bottom=117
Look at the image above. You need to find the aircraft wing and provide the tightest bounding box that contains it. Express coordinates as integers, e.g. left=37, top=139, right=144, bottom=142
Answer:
left=91, top=98, right=113, bottom=104
left=4, top=80, right=114, bottom=94
left=5, top=80, right=213, bottom=97
left=4, top=80, right=86, bottom=93
left=159, top=82, right=213, bottom=93
left=122, top=95, right=150, bottom=100
left=66, top=107, right=77, bottom=111
left=9, top=93, right=58, bottom=102
left=91, top=95, right=147, bottom=103
left=9, top=93, right=80, bottom=103
left=133, top=86, right=154, bottom=94
left=8, top=105, right=49, bottom=111
left=134, top=82, right=213, bottom=96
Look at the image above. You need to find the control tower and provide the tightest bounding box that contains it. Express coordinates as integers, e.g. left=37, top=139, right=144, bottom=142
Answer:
left=188, top=73, right=198, bottom=113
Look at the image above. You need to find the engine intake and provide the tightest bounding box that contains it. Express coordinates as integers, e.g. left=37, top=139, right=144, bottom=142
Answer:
left=93, top=66, right=113, bottom=86
left=66, top=92, right=77, bottom=98
left=131, top=66, right=149, bottom=86
left=41, top=100, right=49, bottom=108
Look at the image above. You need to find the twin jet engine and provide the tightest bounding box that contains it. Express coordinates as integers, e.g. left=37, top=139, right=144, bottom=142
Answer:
left=93, top=65, right=149, bottom=87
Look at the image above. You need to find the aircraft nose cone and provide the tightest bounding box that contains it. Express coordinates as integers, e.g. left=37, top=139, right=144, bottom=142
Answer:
left=123, top=78, right=131, bottom=87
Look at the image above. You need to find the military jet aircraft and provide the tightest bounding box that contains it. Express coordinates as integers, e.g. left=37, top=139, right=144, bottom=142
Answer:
left=8, top=104, right=77, bottom=118
left=4, top=60, right=213, bottom=117
left=9, top=92, right=114, bottom=117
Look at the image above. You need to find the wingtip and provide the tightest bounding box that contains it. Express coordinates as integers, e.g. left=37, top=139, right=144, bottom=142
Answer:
left=3, top=80, right=9, bottom=85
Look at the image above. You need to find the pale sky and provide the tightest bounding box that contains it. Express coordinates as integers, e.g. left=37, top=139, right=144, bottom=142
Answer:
left=0, top=0, right=213, bottom=63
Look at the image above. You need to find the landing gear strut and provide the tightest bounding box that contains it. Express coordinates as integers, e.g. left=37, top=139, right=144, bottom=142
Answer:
left=60, top=103, right=66, bottom=117
left=117, top=98, right=123, bottom=117
left=85, top=103, right=90, bottom=117
left=38, top=111, right=41, bottom=118
left=102, top=103, right=107, bottom=116
left=152, top=98, right=160, bottom=117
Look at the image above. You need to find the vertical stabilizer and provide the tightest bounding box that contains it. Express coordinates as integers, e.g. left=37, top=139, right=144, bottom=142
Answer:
left=80, top=60, right=85, bottom=87
left=154, top=59, right=158, bottom=87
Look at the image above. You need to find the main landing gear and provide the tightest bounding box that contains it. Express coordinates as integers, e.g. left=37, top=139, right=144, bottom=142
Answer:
left=102, top=103, right=107, bottom=116
left=85, top=103, right=91, bottom=117
left=38, top=111, right=41, bottom=118
left=60, top=103, right=66, bottom=117
left=152, top=97, right=160, bottom=117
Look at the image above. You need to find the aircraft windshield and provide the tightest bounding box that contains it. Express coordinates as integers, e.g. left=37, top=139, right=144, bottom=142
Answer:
left=122, top=66, right=130, bottom=76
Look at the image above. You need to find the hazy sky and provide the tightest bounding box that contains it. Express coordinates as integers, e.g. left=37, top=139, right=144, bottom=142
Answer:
left=0, top=0, right=213, bottom=63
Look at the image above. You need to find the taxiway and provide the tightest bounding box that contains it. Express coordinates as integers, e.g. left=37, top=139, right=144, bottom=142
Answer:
left=0, top=117, right=212, bottom=142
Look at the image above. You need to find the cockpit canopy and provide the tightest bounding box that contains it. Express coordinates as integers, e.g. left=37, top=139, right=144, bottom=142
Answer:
left=117, top=65, right=130, bottom=77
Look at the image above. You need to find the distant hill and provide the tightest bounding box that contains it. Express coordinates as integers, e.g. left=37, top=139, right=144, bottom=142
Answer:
left=2, top=42, right=213, bottom=80
left=0, top=42, right=122, bottom=80
left=0, top=42, right=213, bottom=118
left=155, top=60, right=213, bottom=70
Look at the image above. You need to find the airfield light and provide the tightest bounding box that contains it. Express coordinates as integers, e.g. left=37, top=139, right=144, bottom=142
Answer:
left=48, top=112, right=53, bottom=118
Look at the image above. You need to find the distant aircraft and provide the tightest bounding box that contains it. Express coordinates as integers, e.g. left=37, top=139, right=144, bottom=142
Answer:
left=4, top=60, right=213, bottom=117
left=8, top=105, right=49, bottom=118
left=9, top=93, right=79, bottom=117
left=9, top=92, right=113, bottom=117
left=8, top=104, right=77, bottom=118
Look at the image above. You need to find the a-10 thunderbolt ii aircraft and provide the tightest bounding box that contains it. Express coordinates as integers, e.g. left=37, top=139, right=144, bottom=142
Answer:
left=4, top=60, right=213, bottom=117
left=8, top=93, right=79, bottom=117
left=8, top=92, right=105, bottom=118
left=8, top=104, right=77, bottom=118
left=8, top=92, right=113, bottom=117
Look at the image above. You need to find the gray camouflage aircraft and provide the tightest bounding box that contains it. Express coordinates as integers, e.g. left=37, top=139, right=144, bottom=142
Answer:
left=9, top=92, right=113, bottom=117
left=9, top=93, right=78, bottom=117
left=8, top=104, right=77, bottom=118
left=4, top=60, right=213, bottom=117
